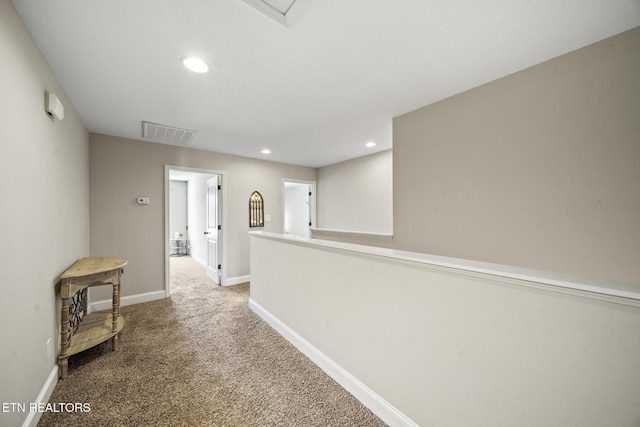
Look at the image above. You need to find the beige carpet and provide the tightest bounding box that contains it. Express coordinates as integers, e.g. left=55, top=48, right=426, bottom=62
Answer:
left=38, top=255, right=386, bottom=426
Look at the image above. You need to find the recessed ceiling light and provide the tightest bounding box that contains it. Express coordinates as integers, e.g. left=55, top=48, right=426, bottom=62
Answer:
left=365, top=141, right=376, bottom=147
left=261, top=148, right=271, bottom=154
left=182, top=57, right=209, bottom=73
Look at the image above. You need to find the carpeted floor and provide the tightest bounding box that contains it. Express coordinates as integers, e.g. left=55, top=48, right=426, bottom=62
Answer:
left=38, top=255, right=386, bottom=426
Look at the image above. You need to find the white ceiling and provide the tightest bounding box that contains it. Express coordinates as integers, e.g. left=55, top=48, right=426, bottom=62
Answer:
left=12, top=0, right=640, bottom=167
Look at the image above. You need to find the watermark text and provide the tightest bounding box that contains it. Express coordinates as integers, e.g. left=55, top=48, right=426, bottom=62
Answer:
left=2, top=402, right=91, bottom=413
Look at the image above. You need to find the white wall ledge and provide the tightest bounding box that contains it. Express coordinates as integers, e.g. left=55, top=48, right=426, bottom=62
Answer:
left=250, top=231, right=640, bottom=307
left=310, top=227, right=393, bottom=240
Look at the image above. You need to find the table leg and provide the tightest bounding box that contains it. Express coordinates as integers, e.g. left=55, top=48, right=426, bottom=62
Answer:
left=60, top=294, right=69, bottom=379
left=82, top=287, right=88, bottom=317
left=112, top=277, right=120, bottom=351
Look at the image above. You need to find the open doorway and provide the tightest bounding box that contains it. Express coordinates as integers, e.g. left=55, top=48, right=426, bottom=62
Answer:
left=165, top=166, right=226, bottom=295
left=169, top=180, right=188, bottom=256
left=283, top=179, right=316, bottom=238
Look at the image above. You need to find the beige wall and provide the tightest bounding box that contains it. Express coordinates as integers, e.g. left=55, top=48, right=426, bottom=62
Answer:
left=0, top=1, right=90, bottom=425
left=393, top=27, right=640, bottom=283
left=4, top=1, right=638, bottom=423
left=89, top=134, right=316, bottom=299
left=317, top=150, right=393, bottom=233
left=250, top=233, right=640, bottom=427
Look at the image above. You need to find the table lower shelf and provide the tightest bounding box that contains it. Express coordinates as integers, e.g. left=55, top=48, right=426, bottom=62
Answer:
left=65, top=312, right=125, bottom=357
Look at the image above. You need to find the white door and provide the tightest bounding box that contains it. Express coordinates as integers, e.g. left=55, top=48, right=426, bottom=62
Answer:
left=205, top=176, right=221, bottom=284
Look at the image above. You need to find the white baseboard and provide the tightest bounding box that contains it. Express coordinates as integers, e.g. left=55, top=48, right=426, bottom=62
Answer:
left=223, top=275, right=250, bottom=287
left=89, top=290, right=166, bottom=313
left=190, top=253, right=206, bottom=268
left=22, top=365, right=58, bottom=427
left=248, top=299, right=418, bottom=427
left=175, top=255, right=246, bottom=287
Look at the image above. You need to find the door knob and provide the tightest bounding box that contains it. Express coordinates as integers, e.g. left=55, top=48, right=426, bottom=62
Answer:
left=203, top=231, right=210, bottom=235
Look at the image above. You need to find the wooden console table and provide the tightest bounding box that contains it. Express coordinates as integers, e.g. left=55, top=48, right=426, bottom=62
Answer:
left=59, top=256, right=127, bottom=378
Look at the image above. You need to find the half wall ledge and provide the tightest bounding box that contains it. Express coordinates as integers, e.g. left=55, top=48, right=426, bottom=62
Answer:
left=310, top=228, right=393, bottom=240
left=249, top=231, right=640, bottom=307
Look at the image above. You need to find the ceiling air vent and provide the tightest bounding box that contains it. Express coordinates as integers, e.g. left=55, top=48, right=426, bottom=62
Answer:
left=142, top=121, right=196, bottom=145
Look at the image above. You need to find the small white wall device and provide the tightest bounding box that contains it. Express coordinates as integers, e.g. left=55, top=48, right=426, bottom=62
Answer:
left=137, top=197, right=150, bottom=205
left=45, top=92, right=65, bottom=121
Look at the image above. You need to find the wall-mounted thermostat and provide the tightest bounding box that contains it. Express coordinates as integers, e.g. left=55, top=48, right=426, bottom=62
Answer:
left=137, top=197, right=150, bottom=205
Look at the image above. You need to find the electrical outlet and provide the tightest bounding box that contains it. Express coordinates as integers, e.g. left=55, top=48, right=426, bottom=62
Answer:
left=46, top=338, right=52, bottom=361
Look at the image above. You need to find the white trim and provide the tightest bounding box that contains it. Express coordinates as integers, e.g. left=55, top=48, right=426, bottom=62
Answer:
left=223, top=275, right=250, bottom=287
left=22, top=365, right=58, bottom=427
left=190, top=253, right=206, bottom=268
left=190, top=254, right=235, bottom=287
left=249, top=299, right=418, bottom=427
left=250, top=231, right=640, bottom=307
left=240, top=0, right=313, bottom=27
left=311, top=228, right=393, bottom=240
left=89, top=290, right=166, bottom=313
left=172, top=253, right=236, bottom=287
left=241, top=0, right=287, bottom=26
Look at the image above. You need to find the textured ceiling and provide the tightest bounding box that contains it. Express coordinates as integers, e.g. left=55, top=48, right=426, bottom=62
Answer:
left=11, top=0, right=640, bottom=167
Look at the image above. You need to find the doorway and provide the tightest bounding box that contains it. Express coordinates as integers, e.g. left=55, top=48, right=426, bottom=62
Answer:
left=169, top=180, right=188, bottom=256
left=283, top=179, right=316, bottom=238
left=165, top=166, right=226, bottom=295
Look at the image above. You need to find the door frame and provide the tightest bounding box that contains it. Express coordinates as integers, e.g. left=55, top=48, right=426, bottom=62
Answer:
left=164, top=165, right=227, bottom=296
left=282, top=178, right=316, bottom=238
left=205, top=175, right=222, bottom=284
